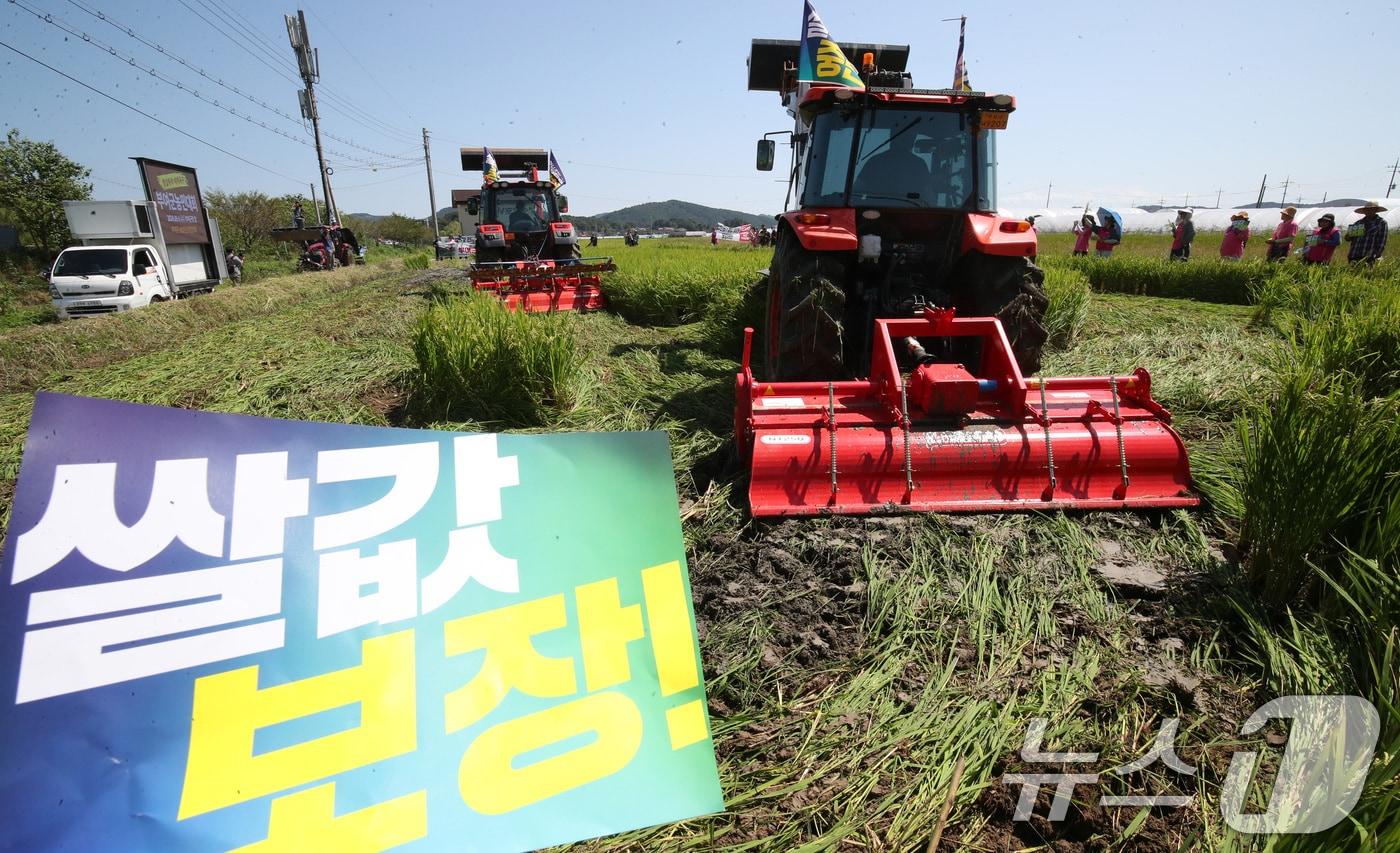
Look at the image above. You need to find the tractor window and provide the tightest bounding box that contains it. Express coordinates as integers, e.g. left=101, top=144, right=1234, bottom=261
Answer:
left=850, top=109, right=974, bottom=209
left=802, top=113, right=856, bottom=207
left=487, top=187, right=556, bottom=232
left=802, top=106, right=978, bottom=210
left=976, top=130, right=997, bottom=211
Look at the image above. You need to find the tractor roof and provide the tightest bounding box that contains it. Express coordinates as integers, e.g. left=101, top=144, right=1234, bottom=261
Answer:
left=747, top=39, right=909, bottom=91
left=798, top=86, right=1014, bottom=112
left=460, top=147, right=550, bottom=172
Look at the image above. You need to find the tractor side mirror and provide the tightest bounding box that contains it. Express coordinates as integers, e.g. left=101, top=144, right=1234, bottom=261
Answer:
left=466, top=197, right=479, bottom=216
left=557, top=194, right=569, bottom=213
left=756, top=139, right=775, bottom=172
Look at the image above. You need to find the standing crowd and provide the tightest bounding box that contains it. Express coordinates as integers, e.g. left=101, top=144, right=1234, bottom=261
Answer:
left=1072, top=202, right=1388, bottom=265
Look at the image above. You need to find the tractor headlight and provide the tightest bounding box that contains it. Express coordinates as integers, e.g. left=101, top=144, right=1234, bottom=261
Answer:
left=117, top=281, right=134, bottom=296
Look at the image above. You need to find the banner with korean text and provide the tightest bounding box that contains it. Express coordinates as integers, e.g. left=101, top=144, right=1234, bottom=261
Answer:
left=0, top=392, right=723, bottom=851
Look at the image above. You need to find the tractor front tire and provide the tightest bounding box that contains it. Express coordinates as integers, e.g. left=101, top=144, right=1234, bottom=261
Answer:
left=764, top=231, right=848, bottom=382
left=956, top=253, right=1049, bottom=375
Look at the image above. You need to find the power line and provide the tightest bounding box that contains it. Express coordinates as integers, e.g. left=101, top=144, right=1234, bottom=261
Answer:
left=185, top=0, right=418, bottom=144
left=56, top=0, right=419, bottom=162
left=306, top=6, right=412, bottom=123
left=14, top=1, right=414, bottom=169
left=0, top=38, right=303, bottom=184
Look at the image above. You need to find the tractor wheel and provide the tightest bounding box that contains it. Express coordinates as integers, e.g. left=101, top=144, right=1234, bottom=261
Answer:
left=764, top=230, right=848, bottom=382
left=558, top=242, right=582, bottom=260
left=955, top=253, right=1049, bottom=375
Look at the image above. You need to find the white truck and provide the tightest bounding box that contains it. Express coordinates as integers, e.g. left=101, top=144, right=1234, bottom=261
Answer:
left=50, top=199, right=227, bottom=319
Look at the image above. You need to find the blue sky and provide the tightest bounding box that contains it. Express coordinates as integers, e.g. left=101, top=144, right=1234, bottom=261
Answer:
left=3, top=1, right=1397, bottom=218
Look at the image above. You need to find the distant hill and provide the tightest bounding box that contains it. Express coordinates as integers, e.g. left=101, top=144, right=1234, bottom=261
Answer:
left=573, top=200, right=775, bottom=232
left=377, top=199, right=777, bottom=235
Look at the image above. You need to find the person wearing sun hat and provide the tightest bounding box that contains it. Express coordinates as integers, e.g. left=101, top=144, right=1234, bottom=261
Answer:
left=1302, top=213, right=1343, bottom=265
left=1264, top=207, right=1299, bottom=262
left=1219, top=211, right=1250, bottom=260
left=1344, top=201, right=1389, bottom=264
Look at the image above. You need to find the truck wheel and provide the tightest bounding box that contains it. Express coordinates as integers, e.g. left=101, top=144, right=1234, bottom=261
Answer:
left=954, top=253, right=1049, bottom=375
left=764, top=230, right=848, bottom=382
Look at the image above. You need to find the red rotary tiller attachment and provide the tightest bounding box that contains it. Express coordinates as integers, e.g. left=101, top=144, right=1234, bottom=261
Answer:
left=735, top=307, right=1198, bottom=517
left=468, top=257, right=614, bottom=313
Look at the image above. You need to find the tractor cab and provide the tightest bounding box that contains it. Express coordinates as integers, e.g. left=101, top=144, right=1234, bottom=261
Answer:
left=794, top=92, right=1000, bottom=214
left=460, top=147, right=578, bottom=263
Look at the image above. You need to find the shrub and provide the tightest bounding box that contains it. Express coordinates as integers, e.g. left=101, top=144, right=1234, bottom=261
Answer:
left=411, top=295, right=584, bottom=425
left=1042, top=266, right=1090, bottom=348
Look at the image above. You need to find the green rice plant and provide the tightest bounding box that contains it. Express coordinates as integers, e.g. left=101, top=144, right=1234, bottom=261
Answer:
left=1045, top=254, right=1266, bottom=304
left=411, top=294, right=584, bottom=426
left=1042, top=265, right=1090, bottom=348
left=1198, top=367, right=1400, bottom=610
left=402, top=252, right=431, bottom=271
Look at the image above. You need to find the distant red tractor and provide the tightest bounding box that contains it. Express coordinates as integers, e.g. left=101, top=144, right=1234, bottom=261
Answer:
left=749, top=39, right=1047, bottom=380
left=459, top=147, right=611, bottom=312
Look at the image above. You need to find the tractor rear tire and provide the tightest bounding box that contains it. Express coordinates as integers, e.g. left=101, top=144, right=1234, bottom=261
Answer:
left=955, top=253, right=1049, bottom=375
left=764, top=231, right=848, bottom=382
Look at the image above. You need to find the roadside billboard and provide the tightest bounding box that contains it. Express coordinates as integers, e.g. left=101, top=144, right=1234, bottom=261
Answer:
left=134, top=157, right=211, bottom=244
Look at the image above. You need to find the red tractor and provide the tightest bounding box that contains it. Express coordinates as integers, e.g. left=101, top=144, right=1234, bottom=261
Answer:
left=736, top=39, right=1197, bottom=516
left=749, top=39, right=1046, bottom=380
left=459, top=147, right=612, bottom=312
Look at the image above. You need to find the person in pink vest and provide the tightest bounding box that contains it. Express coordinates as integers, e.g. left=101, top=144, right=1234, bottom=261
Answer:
left=1071, top=214, right=1094, bottom=256
left=1264, top=207, right=1299, bottom=262
left=1302, top=213, right=1342, bottom=265
left=1219, top=211, right=1250, bottom=260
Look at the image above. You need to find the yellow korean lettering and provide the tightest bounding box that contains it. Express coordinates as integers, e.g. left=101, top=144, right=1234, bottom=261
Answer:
left=575, top=576, right=644, bottom=692
left=230, top=782, right=427, bottom=853
left=458, top=691, right=642, bottom=815
left=640, top=561, right=699, bottom=696
left=442, top=595, right=575, bottom=733
left=178, top=630, right=416, bottom=820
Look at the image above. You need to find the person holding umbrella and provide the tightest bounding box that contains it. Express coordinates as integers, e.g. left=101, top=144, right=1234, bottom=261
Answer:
left=1094, top=207, right=1122, bottom=258
left=1344, top=201, right=1389, bottom=264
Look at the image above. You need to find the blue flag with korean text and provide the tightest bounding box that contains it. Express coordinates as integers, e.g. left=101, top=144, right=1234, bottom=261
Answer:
left=796, top=0, right=864, bottom=89
left=0, top=393, right=723, bottom=852
left=548, top=151, right=566, bottom=189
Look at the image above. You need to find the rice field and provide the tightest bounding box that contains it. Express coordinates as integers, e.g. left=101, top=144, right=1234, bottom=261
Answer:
left=0, top=236, right=1396, bottom=850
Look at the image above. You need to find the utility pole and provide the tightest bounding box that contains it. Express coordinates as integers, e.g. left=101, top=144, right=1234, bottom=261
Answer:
left=1387, top=160, right=1399, bottom=198
left=1045, top=181, right=1052, bottom=209
left=309, top=182, right=322, bottom=225
left=286, top=11, right=337, bottom=224
left=1184, top=193, right=1190, bottom=208
left=1279, top=175, right=1290, bottom=206
left=1322, top=191, right=1328, bottom=205
left=1215, top=188, right=1223, bottom=209
left=1255, top=174, right=1267, bottom=209
left=422, top=128, right=439, bottom=242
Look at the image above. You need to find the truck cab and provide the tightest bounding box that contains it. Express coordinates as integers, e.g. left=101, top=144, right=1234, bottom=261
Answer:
left=49, top=245, right=173, bottom=318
